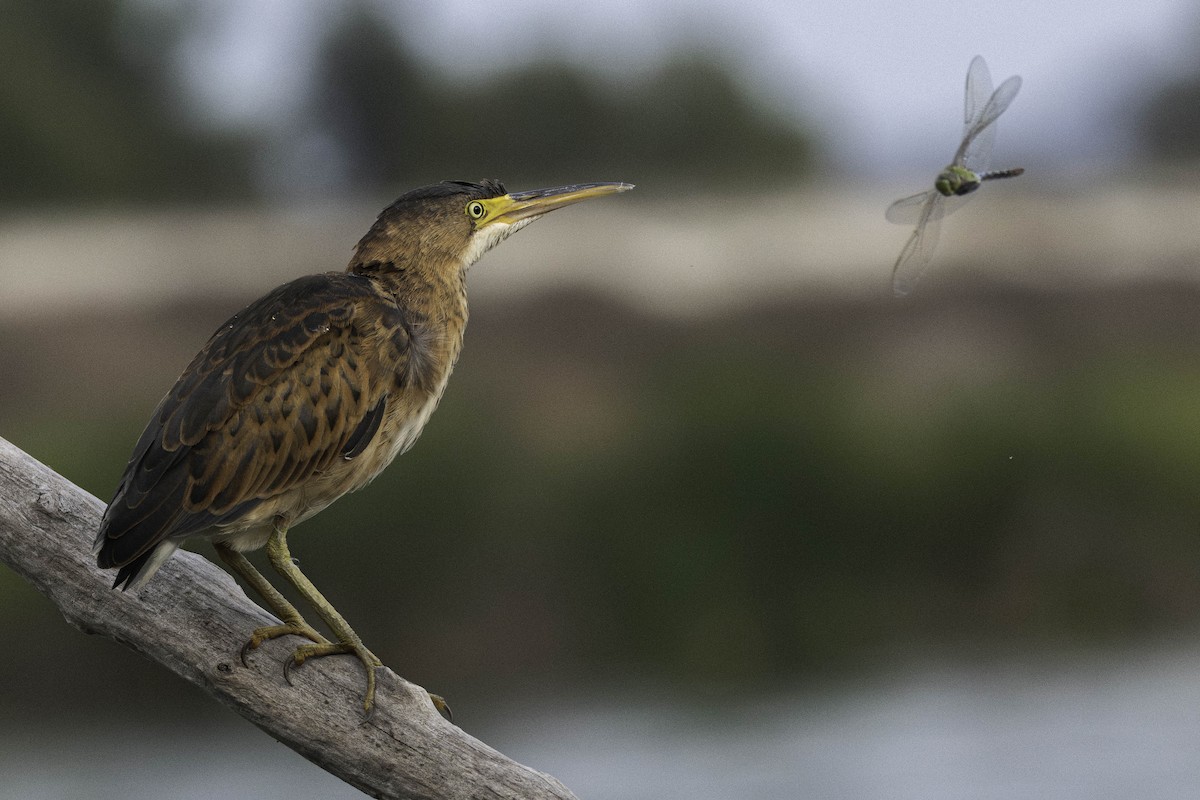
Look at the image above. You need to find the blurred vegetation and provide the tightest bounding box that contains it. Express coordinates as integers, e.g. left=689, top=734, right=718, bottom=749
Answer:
left=1140, top=77, right=1200, bottom=164
left=1137, top=26, right=1200, bottom=165
left=6, top=284, right=1200, bottom=712
left=307, top=8, right=813, bottom=192
left=0, top=0, right=814, bottom=207
left=9, top=0, right=1200, bottom=206
left=0, top=0, right=256, bottom=206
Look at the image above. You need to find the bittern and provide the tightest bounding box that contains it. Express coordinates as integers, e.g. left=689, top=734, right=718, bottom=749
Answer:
left=93, top=179, right=632, bottom=713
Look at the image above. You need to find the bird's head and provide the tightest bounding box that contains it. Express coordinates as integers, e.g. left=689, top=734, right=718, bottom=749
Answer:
left=349, top=179, right=633, bottom=277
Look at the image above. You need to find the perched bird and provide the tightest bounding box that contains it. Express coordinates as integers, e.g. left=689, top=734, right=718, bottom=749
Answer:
left=93, top=179, right=633, bottom=713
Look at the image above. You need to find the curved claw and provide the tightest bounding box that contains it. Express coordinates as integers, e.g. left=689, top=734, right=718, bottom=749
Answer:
left=239, top=639, right=255, bottom=668
left=239, top=622, right=329, bottom=668
left=278, top=640, right=383, bottom=712
left=281, top=640, right=338, bottom=687
left=282, top=653, right=299, bottom=687
left=363, top=665, right=378, bottom=713
left=248, top=631, right=449, bottom=719
left=430, top=693, right=453, bottom=722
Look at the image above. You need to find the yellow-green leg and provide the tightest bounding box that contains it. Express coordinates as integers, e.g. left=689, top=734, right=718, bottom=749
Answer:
left=222, top=520, right=449, bottom=717
left=264, top=519, right=386, bottom=713
left=214, top=542, right=330, bottom=664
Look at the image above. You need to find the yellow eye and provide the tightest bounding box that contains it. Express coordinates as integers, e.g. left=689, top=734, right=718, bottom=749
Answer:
left=466, top=201, right=486, bottom=220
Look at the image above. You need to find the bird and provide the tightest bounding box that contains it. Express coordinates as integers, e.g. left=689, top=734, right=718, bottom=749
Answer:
left=93, top=179, right=633, bottom=714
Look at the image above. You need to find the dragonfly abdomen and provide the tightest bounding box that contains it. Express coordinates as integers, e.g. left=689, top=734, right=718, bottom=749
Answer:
left=980, top=167, right=1025, bottom=182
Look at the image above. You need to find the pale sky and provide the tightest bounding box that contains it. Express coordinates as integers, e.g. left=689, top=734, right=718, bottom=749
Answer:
left=171, top=0, right=1199, bottom=181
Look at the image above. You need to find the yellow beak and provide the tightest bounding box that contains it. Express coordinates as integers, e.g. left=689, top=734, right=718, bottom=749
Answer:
left=487, top=182, right=634, bottom=225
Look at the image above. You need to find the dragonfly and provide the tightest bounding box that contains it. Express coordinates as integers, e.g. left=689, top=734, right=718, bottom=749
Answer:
left=887, top=55, right=1023, bottom=295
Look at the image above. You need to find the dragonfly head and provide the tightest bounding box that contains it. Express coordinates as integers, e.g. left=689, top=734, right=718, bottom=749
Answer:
left=935, top=165, right=982, bottom=198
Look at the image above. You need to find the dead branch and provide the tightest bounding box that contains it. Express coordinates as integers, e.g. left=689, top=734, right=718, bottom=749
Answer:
left=0, top=435, right=578, bottom=800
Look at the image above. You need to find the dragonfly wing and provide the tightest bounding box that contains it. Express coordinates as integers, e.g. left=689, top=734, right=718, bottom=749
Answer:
left=963, top=55, right=993, bottom=129
left=955, top=73, right=1022, bottom=171
left=888, top=189, right=970, bottom=225
left=937, top=193, right=974, bottom=219
left=886, top=191, right=937, bottom=224
left=891, top=194, right=945, bottom=296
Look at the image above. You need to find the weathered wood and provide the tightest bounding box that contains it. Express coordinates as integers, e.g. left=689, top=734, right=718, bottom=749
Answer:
left=0, top=435, right=578, bottom=800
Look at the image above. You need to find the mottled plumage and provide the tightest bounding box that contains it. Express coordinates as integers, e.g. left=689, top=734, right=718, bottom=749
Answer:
left=93, top=179, right=632, bottom=713
left=97, top=271, right=442, bottom=586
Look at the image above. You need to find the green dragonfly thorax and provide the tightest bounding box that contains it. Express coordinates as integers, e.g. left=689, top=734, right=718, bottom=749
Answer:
left=934, top=164, right=982, bottom=197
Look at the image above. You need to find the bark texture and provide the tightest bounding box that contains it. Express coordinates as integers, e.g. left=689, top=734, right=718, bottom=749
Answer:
left=0, top=435, right=577, bottom=800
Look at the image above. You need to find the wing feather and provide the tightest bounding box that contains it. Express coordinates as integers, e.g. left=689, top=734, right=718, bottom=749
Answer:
left=95, top=272, right=422, bottom=580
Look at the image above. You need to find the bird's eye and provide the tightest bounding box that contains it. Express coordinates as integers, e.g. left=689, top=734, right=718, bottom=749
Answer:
left=466, top=201, right=486, bottom=220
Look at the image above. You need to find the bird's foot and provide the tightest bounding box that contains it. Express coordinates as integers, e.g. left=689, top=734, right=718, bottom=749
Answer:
left=283, top=640, right=383, bottom=712
left=280, top=642, right=452, bottom=719
left=240, top=622, right=329, bottom=667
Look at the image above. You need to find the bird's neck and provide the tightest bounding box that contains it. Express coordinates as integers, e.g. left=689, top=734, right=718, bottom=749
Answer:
left=347, top=253, right=470, bottom=352
left=348, top=252, right=464, bottom=295
left=346, top=226, right=474, bottom=361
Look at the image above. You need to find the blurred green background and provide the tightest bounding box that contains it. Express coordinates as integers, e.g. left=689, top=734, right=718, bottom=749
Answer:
left=7, top=1, right=1200, bottom=798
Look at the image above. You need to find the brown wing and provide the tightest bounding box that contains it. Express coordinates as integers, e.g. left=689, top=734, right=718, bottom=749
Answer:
left=95, top=271, right=419, bottom=587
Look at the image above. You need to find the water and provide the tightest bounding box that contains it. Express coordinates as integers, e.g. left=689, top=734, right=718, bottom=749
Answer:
left=5, top=646, right=1200, bottom=799
left=492, top=647, right=1200, bottom=800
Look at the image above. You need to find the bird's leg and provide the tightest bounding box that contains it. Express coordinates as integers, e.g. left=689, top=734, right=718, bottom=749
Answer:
left=261, top=522, right=451, bottom=717
left=214, top=542, right=330, bottom=664
left=263, top=520, right=386, bottom=712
